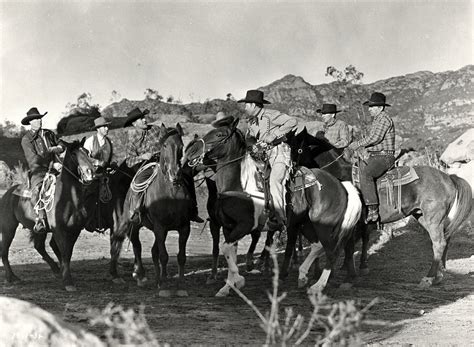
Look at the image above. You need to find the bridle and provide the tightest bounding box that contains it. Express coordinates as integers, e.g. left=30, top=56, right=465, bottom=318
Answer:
left=57, top=146, right=95, bottom=185
left=188, top=126, right=245, bottom=169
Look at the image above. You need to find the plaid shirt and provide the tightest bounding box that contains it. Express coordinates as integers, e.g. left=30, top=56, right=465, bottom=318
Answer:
left=324, top=118, right=351, bottom=149
left=125, top=125, right=162, bottom=168
left=354, top=111, right=395, bottom=152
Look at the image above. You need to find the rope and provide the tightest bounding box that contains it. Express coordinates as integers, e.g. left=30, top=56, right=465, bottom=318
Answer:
left=34, top=173, right=56, bottom=213
left=319, top=152, right=344, bottom=169
left=130, top=162, right=159, bottom=193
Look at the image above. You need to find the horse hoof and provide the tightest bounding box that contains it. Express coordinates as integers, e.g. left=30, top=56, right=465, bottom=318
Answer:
left=235, top=275, right=245, bottom=290
left=339, top=282, right=353, bottom=290
left=215, top=287, right=230, bottom=297
left=359, top=268, right=370, bottom=276
left=298, top=278, right=308, bottom=288
left=419, top=277, right=434, bottom=288
left=112, top=277, right=125, bottom=284
left=307, top=286, right=323, bottom=296
left=65, top=285, right=77, bottom=292
left=176, top=289, right=188, bottom=297
left=159, top=289, right=172, bottom=297
left=433, top=273, right=444, bottom=285
left=246, top=262, right=254, bottom=272
left=137, top=277, right=148, bottom=287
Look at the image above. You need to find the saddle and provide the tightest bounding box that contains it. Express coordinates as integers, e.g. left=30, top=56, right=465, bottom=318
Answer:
left=13, top=172, right=57, bottom=202
left=353, top=165, right=419, bottom=211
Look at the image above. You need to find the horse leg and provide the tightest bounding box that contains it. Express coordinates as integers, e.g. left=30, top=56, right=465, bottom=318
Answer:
left=358, top=223, right=372, bottom=275
left=49, top=236, right=61, bottom=264
left=216, top=241, right=244, bottom=297
left=108, top=226, right=124, bottom=284
left=298, top=242, right=324, bottom=288
left=441, top=237, right=451, bottom=272
left=245, top=228, right=261, bottom=272
left=152, top=226, right=170, bottom=296
left=207, top=220, right=220, bottom=284
left=257, top=229, right=275, bottom=273
left=176, top=224, right=191, bottom=297
left=33, top=233, right=60, bottom=276
left=418, top=216, right=446, bottom=287
left=130, top=228, right=147, bottom=287
left=1, top=222, right=21, bottom=284
left=339, top=236, right=357, bottom=289
left=57, top=229, right=81, bottom=291
left=280, top=223, right=299, bottom=280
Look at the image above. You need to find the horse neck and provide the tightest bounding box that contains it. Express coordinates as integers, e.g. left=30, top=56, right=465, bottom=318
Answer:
left=56, top=156, right=86, bottom=206
left=315, top=149, right=352, bottom=181
left=214, top=136, right=245, bottom=193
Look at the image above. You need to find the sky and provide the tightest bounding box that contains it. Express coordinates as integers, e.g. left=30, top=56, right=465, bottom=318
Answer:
left=1, top=0, right=472, bottom=129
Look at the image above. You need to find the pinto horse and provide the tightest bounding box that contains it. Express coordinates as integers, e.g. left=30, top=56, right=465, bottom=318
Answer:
left=184, top=118, right=362, bottom=296
left=286, top=127, right=473, bottom=287
left=111, top=123, right=194, bottom=297
left=0, top=141, right=96, bottom=291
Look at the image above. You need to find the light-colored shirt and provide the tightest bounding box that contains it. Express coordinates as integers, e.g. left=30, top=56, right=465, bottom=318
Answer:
left=246, top=108, right=298, bottom=144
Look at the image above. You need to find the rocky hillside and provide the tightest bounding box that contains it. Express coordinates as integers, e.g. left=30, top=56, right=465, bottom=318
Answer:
left=260, top=65, right=473, bottom=151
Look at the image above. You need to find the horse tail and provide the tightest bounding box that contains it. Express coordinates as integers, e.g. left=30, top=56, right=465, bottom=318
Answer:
left=336, top=181, right=363, bottom=248
left=445, top=174, right=472, bottom=239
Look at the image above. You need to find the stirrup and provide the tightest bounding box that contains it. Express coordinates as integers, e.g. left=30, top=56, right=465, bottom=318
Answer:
left=365, top=208, right=379, bottom=224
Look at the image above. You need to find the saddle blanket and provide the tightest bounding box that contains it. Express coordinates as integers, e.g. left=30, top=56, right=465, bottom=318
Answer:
left=13, top=186, right=32, bottom=198
left=377, top=166, right=419, bottom=189
left=290, top=166, right=320, bottom=192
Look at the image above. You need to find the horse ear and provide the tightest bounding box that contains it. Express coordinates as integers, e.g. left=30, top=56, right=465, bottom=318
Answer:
left=159, top=123, right=167, bottom=136
left=176, top=123, right=184, bottom=136
left=80, top=137, right=86, bottom=146
left=231, top=117, right=240, bottom=129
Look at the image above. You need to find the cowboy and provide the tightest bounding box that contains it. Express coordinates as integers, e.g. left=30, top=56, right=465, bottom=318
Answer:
left=345, top=92, right=396, bottom=223
left=239, top=90, right=298, bottom=230
left=124, top=107, right=203, bottom=223
left=211, top=111, right=235, bottom=128
left=317, top=103, right=351, bottom=149
left=21, top=107, right=65, bottom=233
left=83, top=116, right=113, bottom=169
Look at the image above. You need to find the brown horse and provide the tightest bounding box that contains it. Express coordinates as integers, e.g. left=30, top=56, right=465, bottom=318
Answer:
left=111, top=124, right=193, bottom=297
left=285, top=128, right=473, bottom=287
left=184, top=118, right=362, bottom=296
left=0, top=141, right=96, bottom=291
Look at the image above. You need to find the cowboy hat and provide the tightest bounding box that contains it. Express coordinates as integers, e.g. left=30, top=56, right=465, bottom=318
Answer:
left=363, top=92, right=391, bottom=107
left=92, top=116, right=111, bottom=130
left=123, top=107, right=150, bottom=128
left=21, top=107, right=48, bottom=125
left=211, top=111, right=235, bottom=128
left=316, top=104, right=342, bottom=114
left=237, top=90, right=271, bottom=104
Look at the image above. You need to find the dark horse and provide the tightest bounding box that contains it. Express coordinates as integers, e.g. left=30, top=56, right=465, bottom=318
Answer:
left=0, top=141, right=96, bottom=291
left=83, top=160, right=134, bottom=283
left=111, top=123, right=193, bottom=297
left=286, top=127, right=472, bottom=287
left=184, top=118, right=362, bottom=296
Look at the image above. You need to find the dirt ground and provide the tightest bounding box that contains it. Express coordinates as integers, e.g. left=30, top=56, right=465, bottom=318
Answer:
left=1, top=213, right=473, bottom=346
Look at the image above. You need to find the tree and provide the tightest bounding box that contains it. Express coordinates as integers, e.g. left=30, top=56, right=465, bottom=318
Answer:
left=144, top=88, right=163, bottom=101
left=226, top=93, right=235, bottom=101
left=325, top=65, right=364, bottom=84
left=110, top=90, right=121, bottom=103
left=166, top=95, right=174, bottom=103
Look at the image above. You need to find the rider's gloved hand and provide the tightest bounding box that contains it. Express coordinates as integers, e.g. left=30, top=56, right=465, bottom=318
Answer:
left=48, top=145, right=64, bottom=154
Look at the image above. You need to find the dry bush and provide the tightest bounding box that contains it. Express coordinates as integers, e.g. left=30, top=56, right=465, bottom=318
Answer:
left=228, top=245, right=377, bottom=346
left=88, top=303, right=167, bottom=347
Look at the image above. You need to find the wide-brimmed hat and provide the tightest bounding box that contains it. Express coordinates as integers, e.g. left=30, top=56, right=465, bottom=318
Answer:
left=363, top=92, right=391, bottom=107
left=92, top=116, right=111, bottom=130
left=237, top=90, right=271, bottom=104
left=211, top=111, right=235, bottom=127
left=316, top=104, right=342, bottom=114
left=21, top=107, right=48, bottom=125
left=123, top=107, right=150, bottom=128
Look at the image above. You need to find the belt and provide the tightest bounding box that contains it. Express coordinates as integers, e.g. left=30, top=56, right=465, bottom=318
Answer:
left=368, top=150, right=395, bottom=156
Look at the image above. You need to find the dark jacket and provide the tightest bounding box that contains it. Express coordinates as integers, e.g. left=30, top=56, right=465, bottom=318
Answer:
left=21, top=129, right=61, bottom=174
